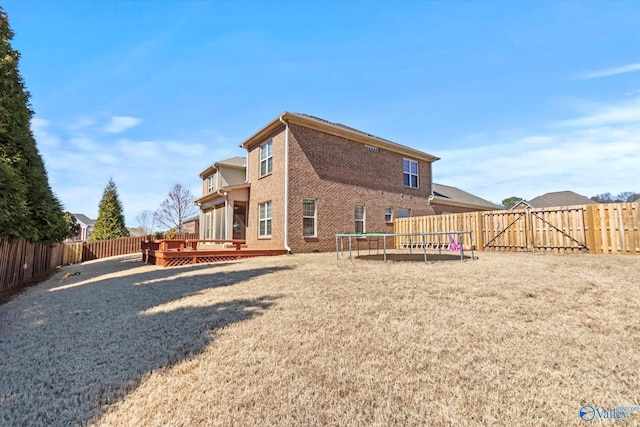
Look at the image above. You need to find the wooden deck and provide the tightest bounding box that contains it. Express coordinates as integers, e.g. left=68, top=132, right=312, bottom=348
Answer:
left=141, top=239, right=288, bottom=267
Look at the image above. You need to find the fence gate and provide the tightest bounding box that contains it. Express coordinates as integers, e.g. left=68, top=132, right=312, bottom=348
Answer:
left=483, top=207, right=589, bottom=253
left=529, top=207, right=588, bottom=253
left=483, top=211, right=530, bottom=251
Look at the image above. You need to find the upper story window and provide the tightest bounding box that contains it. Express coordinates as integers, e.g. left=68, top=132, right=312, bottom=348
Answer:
left=207, top=174, right=215, bottom=193
left=403, top=159, right=419, bottom=189
left=260, top=140, right=273, bottom=177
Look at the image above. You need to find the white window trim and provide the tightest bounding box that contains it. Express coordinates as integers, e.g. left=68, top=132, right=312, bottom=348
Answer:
left=355, top=205, right=366, bottom=234
left=207, top=174, right=215, bottom=193
left=258, top=201, right=272, bottom=238
left=403, top=159, right=419, bottom=189
left=384, top=207, right=393, bottom=223
left=260, top=140, right=273, bottom=177
left=303, top=199, right=317, bottom=238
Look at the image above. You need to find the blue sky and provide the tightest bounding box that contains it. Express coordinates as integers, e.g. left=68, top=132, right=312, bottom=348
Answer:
left=4, top=0, right=640, bottom=225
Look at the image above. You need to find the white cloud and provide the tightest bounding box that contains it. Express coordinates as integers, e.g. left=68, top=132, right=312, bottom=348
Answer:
left=557, top=96, right=640, bottom=127
left=31, top=117, right=60, bottom=148
left=68, top=116, right=98, bottom=131
left=70, top=136, right=100, bottom=152
left=118, top=140, right=162, bottom=159
left=579, top=62, right=640, bottom=79
left=104, top=116, right=143, bottom=134
left=435, top=122, right=640, bottom=203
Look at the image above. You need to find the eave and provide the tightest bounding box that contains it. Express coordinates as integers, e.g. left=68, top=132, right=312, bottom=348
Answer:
left=429, top=195, right=503, bottom=211
left=240, top=112, right=440, bottom=163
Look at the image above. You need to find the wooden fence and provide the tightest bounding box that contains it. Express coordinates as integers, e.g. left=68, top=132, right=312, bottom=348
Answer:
left=395, top=203, right=639, bottom=255
left=1, top=233, right=198, bottom=293
left=0, top=240, right=64, bottom=292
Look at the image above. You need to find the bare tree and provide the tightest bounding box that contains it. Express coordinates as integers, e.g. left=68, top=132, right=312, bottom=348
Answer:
left=135, top=210, right=155, bottom=237
left=154, top=183, right=198, bottom=233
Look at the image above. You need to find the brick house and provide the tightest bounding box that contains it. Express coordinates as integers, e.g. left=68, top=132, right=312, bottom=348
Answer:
left=229, top=112, right=439, bottom=253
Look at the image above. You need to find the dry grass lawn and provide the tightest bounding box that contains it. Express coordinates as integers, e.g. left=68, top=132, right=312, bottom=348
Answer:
left=1, top=251, right=639, bottom=426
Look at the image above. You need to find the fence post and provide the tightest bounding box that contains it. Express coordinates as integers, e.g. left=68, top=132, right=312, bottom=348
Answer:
left=584, top=204, right=597, bottom=254
left=474, top=211, right=484, bottom=251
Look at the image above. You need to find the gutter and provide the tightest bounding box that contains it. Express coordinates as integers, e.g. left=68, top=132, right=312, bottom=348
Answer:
left=279, top=115, right=292, bottom=254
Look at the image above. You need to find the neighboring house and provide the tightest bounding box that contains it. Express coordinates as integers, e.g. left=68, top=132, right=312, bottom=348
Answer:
left=69, top=214, right=95, bottom=241
left=512, top=191, right=596, bottom=209
left=632, top=196, right=640, bottom=203
left=182, top=216, right=200, bottom=235
left=429, top=183, right=503, bottom=214
left=239, top=112, right=439, bottom=252
left=194, top=157, right=249, bottom=241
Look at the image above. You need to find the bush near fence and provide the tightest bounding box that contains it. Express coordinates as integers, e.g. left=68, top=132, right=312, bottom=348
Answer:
left=394, top=203, right=639, bottom=256
left=1, top=233, right=198, bottom=293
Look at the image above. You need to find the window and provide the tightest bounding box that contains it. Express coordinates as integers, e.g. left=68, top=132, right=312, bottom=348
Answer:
left=355, top=205, right=365, bottom=233
left=398, top=208, right=411, bottom=218
left=403, top=159, right=419, bottom=189
left=203, top=210, right=213, bottom=239
left=207, top=174, right=215, bottom=193
left=384, top=207, right=393, bottom=223
left=258, top=202, right=272, bottom=238
left=260, top=140, right=273, bottom=176
left=303, top=199, right=317, bottom=237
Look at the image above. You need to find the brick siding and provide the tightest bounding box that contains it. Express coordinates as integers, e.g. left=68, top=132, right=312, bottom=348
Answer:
left=245, top=122, right=436, bottom=253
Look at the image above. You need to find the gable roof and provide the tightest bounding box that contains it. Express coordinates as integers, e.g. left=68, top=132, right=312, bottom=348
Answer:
left=72, top=214, right=95, bottom=226
left=240, top=111, right=440, bottom=163
left=633, top=196, right=640, bottom=203
left=199, top=156, right=247, bottom=178
left=519, top=191, right=596, bottom=209
left=430, top=183, right=503, bottom=211
left=215, top=156, right=246, bottom=168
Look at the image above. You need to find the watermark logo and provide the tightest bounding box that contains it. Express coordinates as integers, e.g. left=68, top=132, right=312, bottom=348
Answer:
left=580, top=406, right=596, bottom=422
left=579, top=405, right=640, bottom=423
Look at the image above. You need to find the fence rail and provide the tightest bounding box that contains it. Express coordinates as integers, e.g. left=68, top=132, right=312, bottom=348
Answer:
left=1, top=233, right=198, bottom=293
left=394, top=203, right=639, bottom=256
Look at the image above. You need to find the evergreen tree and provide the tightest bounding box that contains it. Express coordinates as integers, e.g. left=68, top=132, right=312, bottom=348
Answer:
left=63, top=212, right=81, bottom=239
left=501, top=196, right=523, bottom=209
left=90, top=178, right=129, bottom=241
left=0, top=7, right=66, bottom=243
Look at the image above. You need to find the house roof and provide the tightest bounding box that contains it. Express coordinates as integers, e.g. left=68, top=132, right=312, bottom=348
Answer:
left=199, top=156, right=247, bottom=177
left=72, top=214, right=95, bottom=226
left=633, top=196, right=640, bottom=203
left=240, top=112, right=440, bottom=163
left=518, top=191, right=596, bottom=209
left=430, top=183, right=503, bottom=211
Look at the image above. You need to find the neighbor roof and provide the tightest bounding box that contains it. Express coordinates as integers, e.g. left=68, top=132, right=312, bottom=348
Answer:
left=524, top=191, right=596, bottom=208
left=240, top=112, right=440, bottom=163
left=430, top=183, right=503, bottom=211
left=72, top=214, right=95, bottom=226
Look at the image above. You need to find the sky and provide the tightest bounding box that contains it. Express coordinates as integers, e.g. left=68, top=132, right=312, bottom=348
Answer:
left=3, top=0, right=640, bottom=226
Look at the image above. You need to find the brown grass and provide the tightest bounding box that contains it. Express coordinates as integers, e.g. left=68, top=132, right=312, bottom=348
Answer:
left=1, top=251, right=639, bottom=426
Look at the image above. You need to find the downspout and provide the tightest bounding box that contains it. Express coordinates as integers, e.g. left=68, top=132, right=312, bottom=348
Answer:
left=279, top=115, right=292, bottom=254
